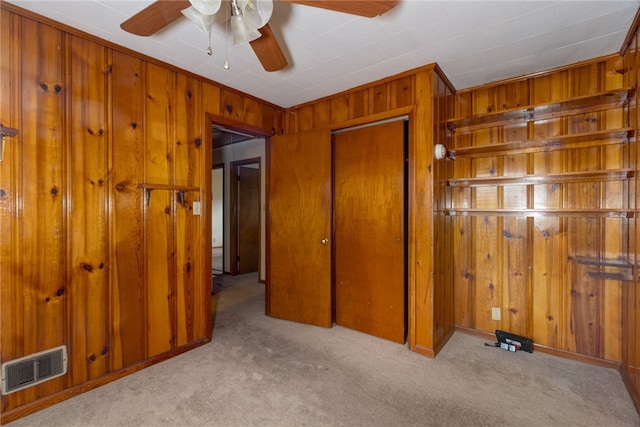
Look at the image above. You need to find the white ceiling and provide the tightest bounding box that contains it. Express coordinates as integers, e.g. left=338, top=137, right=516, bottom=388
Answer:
left=8, top=0, right=640, bottom=108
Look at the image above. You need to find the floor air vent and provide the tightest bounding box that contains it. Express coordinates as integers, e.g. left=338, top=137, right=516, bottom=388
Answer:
left=1, top=345, right=67, bottom=395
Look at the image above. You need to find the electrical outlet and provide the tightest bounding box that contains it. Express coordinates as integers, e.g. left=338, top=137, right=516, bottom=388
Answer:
left=193, top=201, right=201, bottom=215
left=492, top=307, right=501, bottom=321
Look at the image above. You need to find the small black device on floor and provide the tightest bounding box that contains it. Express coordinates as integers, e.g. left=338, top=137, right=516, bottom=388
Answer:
left=485, top=330, right=534, bottom=353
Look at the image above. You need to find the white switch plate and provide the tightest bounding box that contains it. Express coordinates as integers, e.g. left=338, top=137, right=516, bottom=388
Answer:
left=192, top=201, right=201, bottom=215
left=492, top=307, right=501, bottom=321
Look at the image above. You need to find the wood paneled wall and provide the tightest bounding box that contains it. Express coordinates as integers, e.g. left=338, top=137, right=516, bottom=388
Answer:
left=283, top=65, right=456, bottom=356
left=622, top=17, right=640, bottom=413
left=448, top=54, right=636, bottom=368
left=0, top=5, right=284, bottom=422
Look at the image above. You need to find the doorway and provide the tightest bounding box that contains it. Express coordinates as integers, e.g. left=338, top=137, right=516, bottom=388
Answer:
left=267, top=118, right=409, bottom=344
left=211, top=123, right=265, bottom=281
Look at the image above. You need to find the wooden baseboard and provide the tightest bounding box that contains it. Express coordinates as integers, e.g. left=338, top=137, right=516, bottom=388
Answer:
left=0, top=339, right=209, bottom=425
left=454, top=325, right=620, bottom=369
left=410, top=344, right=435, bottom=358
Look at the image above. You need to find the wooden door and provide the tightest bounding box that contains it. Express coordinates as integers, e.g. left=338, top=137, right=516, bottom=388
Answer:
left=334, top=120, right=406, bottom=343
left=238, top=165, right=260, bottom=274
left=268, top=130, right=332, bottom=327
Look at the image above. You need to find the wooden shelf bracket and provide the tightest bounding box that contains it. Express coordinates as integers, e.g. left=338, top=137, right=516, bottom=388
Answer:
left=0, top=125, right=19, bottom=162
left=137, top=183, right=200, bottom=206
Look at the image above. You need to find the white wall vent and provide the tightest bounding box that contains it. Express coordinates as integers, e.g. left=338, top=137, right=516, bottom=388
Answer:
left=1, top=345, right=67, bottom=395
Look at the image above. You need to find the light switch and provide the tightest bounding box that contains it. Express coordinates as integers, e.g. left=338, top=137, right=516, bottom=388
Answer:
left=193, top=201, right=201, bottom=215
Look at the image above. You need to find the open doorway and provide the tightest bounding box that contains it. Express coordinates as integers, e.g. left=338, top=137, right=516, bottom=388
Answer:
left=211, top=124, right=266, bottom=283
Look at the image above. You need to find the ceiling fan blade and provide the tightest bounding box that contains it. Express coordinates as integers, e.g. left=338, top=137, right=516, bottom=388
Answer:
left=282, top=0, right=399, bottom=18
left=249, top=23, right=288, bottom=72
left=121, top=0, right=191, bottom=36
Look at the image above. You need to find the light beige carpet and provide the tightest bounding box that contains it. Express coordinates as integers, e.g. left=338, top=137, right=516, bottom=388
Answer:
left=7, top=273, right=640, bottom=426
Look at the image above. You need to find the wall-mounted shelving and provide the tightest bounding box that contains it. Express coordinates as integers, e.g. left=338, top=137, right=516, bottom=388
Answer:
left=569, top=256, right=638, bottom=282
left=448, top=169, right=635, bottom=187
left=446, top=208, right=634, bottom=218
left=447, top=85, right=636, bottom=285
left=137, top=183, right=200, bottom=206
left=447, top=88, right=634, bottom=132
left=449, top=128, right=634, bottom=159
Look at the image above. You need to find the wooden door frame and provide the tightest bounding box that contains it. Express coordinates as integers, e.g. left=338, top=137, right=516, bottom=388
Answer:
left=205, top=112, right=271, bottom=279
left=229, top=157, right=261, bottom=277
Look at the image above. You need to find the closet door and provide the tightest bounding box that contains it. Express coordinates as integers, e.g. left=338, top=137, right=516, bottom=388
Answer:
left=268, top=130, right=332, bottom=327
left=334, top=120, right=406, bottom=343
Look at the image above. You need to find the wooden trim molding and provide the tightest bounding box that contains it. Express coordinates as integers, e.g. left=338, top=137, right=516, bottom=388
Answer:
left=454, top=326, right=620, bottom=370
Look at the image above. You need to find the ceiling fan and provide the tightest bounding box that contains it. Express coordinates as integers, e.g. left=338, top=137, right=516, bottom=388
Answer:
left=120, top=0, right=399, bottom=72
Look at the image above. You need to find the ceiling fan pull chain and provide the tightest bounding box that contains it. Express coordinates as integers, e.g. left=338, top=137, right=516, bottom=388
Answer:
left=207, top=30, right=213, bottom=56
left=224, top=0, right=231, bottom=69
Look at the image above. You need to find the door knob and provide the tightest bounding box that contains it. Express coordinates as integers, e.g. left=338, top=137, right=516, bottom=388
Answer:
left=321, top=238, right=329, bottom=245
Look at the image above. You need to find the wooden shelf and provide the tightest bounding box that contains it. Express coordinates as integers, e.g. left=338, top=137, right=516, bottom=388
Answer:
left=586, top=271, right=636, bottom=282
left=447, top=88, right=634, bottom=132
left=137, top=183, right=200, bottom=191
left=137, top=184, right=200, bottom=206
left=448, top=169, right=635, bottom=187
left=445, top=209, right=634, bottom=218
left=449, top=128, right=634, bottom=159
left=569, top=256, right=634, bottom=268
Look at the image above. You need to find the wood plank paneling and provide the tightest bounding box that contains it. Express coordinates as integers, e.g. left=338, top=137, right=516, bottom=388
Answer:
left=110, top=50, right=146, bottom=369
left=622, top=25, right=640, bottom=411
left=221, top=89, right=244, bottom=122
left=202, top=82, right=221, bottom=116
left=174, top=74, right=203, bottom=346
left=1, top=5, right=284, bottom=421
left=451, top=55, right=631, bottom=365
left=68, top=35, right=110, bottom=384
left=410, top=71, right=435, bottom=354
left=17, top=19, right=67, bottom=405
left=0, top=10, right=22, bottom=414
left=144, top=64, right=175, bottom=356
left=432, top=71, right=455, bottom=349
left=0, top=5, right=20, bottom=370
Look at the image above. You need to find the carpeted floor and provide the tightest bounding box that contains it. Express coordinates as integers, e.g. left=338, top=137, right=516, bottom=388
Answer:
left=7, top=273, right=640, bottom=426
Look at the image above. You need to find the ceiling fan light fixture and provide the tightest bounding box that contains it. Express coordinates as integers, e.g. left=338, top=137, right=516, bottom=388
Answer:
left=189, top=0, right=222, bottom=16
left=181, top=6, right=216, bottom=35
left=230, top=0, right=262, bottom=45
left=237, top=0, right=273, bottom=30
left=230, top=14, right=261, bottom=44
